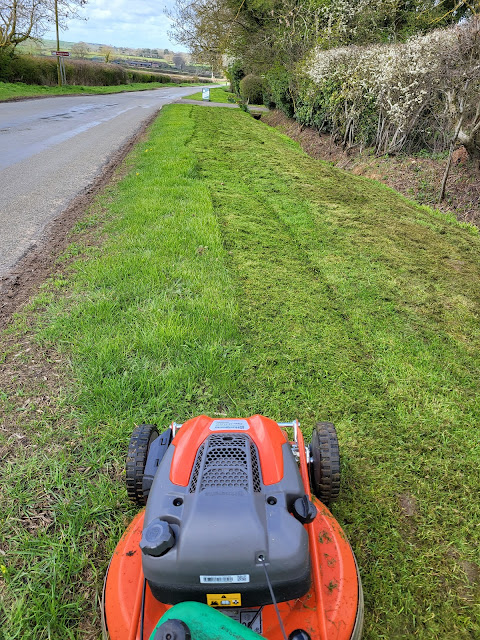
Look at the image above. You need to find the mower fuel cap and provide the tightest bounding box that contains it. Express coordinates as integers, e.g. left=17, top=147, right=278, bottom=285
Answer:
left=140, top=518, right=175, bottom=557
left=292, top=495, right=317, bottom=525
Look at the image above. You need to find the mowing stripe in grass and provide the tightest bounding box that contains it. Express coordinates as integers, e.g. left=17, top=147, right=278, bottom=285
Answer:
left=40, top=106, right=243, bottom=425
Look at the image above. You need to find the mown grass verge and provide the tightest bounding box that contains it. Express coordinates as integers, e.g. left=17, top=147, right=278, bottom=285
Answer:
left=0, top=81, right=203, bottom=101
left=0, top=104, right=479, bottom=640
left=183, top=86, right=235, bottom=102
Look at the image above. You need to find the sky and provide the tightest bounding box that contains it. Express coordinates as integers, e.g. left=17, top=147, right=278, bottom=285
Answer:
left=44, top=0, right=180, bottom=51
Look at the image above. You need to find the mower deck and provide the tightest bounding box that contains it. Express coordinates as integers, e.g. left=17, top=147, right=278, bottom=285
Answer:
left=103, top=503, right=362, bottom=640
left=103, top=416, right=363, bottom=640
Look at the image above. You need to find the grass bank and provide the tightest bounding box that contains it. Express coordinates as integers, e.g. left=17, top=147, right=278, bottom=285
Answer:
left=262, top=110, right=480, bottom=228
left=0, top=81, right=203, bottom=101
left=0, top=104, right=479, bottom=640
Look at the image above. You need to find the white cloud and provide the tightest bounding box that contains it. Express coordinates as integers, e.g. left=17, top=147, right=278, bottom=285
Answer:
left=45, top=0, right=180, bottom=50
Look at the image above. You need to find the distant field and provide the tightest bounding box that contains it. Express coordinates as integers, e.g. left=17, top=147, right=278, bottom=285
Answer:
left=16, top=39, right=210, bottom=74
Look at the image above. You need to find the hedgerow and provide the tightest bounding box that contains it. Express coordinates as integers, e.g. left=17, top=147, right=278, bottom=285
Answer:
left=270, top=20, right=480, bottom=157
left=0, top=54, right=173, bottom=86
left=264, top=65, right=295, bottom=117
left=226, top=60, right=245, bottom=95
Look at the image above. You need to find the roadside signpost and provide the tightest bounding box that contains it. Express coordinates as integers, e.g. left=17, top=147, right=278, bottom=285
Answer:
left=51, top=51, right=69, bottom=85
left=202, top=88, right=210, bottom=101
left=54, top=0, right=64, bottom=86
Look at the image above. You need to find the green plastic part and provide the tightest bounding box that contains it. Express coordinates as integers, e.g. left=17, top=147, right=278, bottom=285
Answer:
left=150, top=601, right=263, bottom=640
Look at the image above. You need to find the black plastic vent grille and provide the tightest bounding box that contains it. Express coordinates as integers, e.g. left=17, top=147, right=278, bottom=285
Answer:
left=188, top=434, right=262, bottom=493
left=250, top=444, right=261, bottom=492
left=189, top=443, right=205, bottom=493
left=200, top=434, right=249, bottom=491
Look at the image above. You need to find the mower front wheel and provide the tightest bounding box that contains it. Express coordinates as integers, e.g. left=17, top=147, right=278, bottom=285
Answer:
left=126, top=424, right=159, bottom=506
left=309, top=422, right=340, bottom=507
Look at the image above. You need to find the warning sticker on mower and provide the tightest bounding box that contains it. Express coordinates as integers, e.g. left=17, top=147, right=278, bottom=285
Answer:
left=222, top=609, right=263, bottom=634
left=209, top=419, right=250, bottom=431
left=200, top=574, right=250, bottom=584
left=207, top=593, right=242, bottom=607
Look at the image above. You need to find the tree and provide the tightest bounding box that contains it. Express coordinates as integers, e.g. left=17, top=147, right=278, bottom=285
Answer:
left=71, top=39, right=88, bottom=58
left=0, top=0, right=87, bottom=51
left=0, top=0, right=50, bottom=48
left=167, top=0, right=235, bottom=72
left=168, top=0, right=478, bottom=78
left=173, top=52, right=186, bottom=69
left=100, top=44, right=113, bottom=63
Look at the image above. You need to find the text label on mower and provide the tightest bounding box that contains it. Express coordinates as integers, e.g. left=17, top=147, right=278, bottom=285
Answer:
left=209, top=419, right=250, bottom=431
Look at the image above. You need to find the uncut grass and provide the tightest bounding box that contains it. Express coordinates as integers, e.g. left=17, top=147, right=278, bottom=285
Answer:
left=0, top=104, right=479, bottom=639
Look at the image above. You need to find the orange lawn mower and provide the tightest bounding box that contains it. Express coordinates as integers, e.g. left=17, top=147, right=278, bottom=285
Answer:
left=102, top=415, right=363, bottom=640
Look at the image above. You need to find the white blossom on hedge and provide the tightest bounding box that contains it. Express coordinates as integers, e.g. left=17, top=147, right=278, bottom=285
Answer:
left=301, top=22, right=479, bottom=155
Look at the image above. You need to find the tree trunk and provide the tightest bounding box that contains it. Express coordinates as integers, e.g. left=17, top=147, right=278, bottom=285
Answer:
left=462, top=136, right=480, bottom=161
left=439, top=143, right=455, bottom=203
left=439, top=113, right=465, bottom=203
left=457, top=128, right=480, bottom=161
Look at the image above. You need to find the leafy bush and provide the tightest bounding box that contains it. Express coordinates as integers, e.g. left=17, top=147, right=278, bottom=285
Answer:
left=295, top=77, right=337, bottom=133
left=226, top=60, right=244, bottom=95
left=0, top=48, right=15, bottom=82
left=3, top=55, right=58, bottom=84
left=65, top=59, right=128, bottom=85
left=264, top=66, right=295, bottom=117
left=239, top=74, right=264, bottom=104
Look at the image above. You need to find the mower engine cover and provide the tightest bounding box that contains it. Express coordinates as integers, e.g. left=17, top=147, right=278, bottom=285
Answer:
left=140, top=415, right=311, bottom=607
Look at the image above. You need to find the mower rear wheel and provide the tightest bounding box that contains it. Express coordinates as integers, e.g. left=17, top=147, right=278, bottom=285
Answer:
left=309, top=422, right=340, bottom=506
left=126, top=424, right=159, bottom=506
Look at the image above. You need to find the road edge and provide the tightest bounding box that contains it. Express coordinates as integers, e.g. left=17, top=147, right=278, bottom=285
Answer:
left=0, top=109, right=160, bottom=330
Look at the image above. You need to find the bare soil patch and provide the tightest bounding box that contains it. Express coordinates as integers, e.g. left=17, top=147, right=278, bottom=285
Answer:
left=399, top=491, right=418, bottom=518
left=262, top=110, right=480, bottom=227
left=397, top=491, right=419, bottom=541
left=446, top=547, right=480, bottom=603
left=0, top=328, right=62, bottom=446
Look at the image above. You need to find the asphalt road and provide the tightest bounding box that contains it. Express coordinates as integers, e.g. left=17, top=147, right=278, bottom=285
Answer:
left=0, top=85, right=210, bottom=277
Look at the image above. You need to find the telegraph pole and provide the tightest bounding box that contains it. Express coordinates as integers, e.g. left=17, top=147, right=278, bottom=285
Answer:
left=55, top=0, right=62, bottom=86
